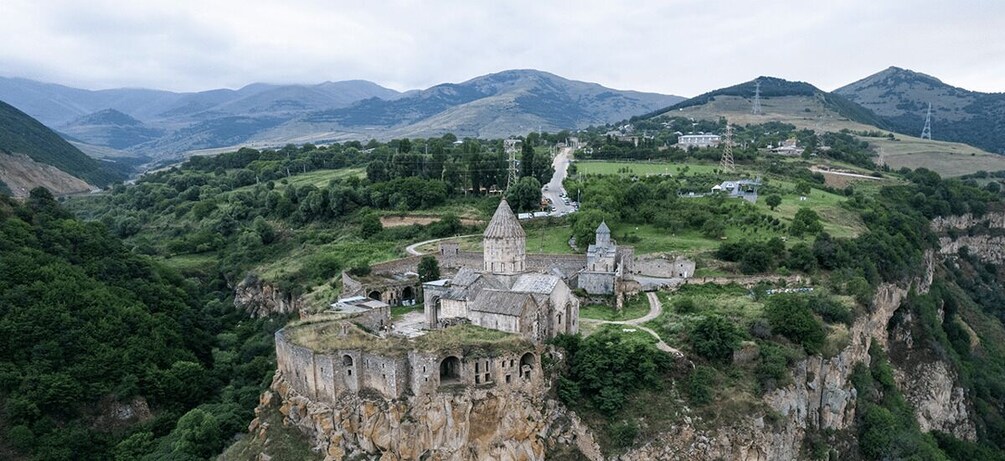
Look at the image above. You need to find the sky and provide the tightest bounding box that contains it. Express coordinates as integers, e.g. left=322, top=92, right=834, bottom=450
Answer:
left=2, top=0, right=1004, bottom=97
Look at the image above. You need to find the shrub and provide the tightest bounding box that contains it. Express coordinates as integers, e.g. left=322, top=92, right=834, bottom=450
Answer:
left=764, top=294, right=826, bottom=354
left=688, top=315, right=743, bottom=363
left=674, top=297, right=697, bottom=314
left=686, top=366, right=715, bottom=405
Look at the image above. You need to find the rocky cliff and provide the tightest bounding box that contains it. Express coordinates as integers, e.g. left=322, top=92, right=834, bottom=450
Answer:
left=233, top=275, right=306, bottom=318
left=257, top=369, right=600, bottom=461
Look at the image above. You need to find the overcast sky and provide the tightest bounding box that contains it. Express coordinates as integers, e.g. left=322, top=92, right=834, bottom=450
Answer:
left=2, top=0, right=1003, bottom=96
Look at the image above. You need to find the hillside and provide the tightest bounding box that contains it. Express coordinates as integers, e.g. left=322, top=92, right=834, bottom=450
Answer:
left=642, top=77, right=1005, bottom=177
left=836, top=67, right=1005, bottom=154
left=1, top=71, right=681, bottom=163
left=0, top=100, right=123, bottom=188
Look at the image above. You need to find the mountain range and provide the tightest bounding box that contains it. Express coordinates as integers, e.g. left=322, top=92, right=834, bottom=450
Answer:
left=0, top=70, right=684, bottom=164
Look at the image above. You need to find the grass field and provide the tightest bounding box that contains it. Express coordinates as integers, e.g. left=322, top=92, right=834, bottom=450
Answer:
left=282, top=168, right=366, bottom=188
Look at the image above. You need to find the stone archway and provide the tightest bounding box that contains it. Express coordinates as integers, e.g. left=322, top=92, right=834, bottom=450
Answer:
left=520, top=352, right=535, bottom=380
left=368, top=290, right=382, bottom=301
left=440, top=356, right=461, bottom=384
left=402, top=286, right=415, bottom=303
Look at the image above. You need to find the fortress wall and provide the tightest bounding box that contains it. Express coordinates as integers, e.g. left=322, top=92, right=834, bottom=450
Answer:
left=632, top=255, right=696, bottom=278
left=408, top=351, right=441, bottom=396
left=315, top=354, right=336, bottom=402
left=361, top=353, right=410, bottom=399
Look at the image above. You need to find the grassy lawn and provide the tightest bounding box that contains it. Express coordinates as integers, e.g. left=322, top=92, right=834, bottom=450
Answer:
left=579, top=295, right=650, bottom=321
left=586, top=323, right=657, bottom=345
left=391, top=304, right=423, bottom=319
left=158, top=253, right=217, bottom=272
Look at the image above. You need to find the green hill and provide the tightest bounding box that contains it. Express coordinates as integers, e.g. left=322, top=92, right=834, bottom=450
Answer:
left=0, top=100, right=123, bottom=187
left=641, top=77, right=888, bottom=129
left=836, top=66, right=1005, bottom=155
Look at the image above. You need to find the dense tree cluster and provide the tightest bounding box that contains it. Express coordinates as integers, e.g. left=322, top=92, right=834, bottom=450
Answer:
left=0, top=191, right=283, bottom=459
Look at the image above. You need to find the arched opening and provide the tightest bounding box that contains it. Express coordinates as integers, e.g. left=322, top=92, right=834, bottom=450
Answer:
left=439, top=356, right=461, bottom=384
left=342, top=355, right=353, bottom=366
left=368, top=290, right=382, bottom=301
left=402, top=286, right=415, bottom=303
left=520, top=352, right=535, bottom=380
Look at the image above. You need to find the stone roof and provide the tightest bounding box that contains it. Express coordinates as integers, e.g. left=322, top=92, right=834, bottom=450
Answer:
left=596, top=221, right=610, bottom=234
left=470, top=290, right=535, bottom=316
left=510, top=273, right=561, bottom=294
left=484, top=199, right=525, bottom=239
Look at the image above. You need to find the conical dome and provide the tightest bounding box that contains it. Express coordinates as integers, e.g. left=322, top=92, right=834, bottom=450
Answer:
left=484, top=199, right=525, bottom=239
left=483, top=199, right=526, bottom=273
left=596, top=221, right=610, bottom=234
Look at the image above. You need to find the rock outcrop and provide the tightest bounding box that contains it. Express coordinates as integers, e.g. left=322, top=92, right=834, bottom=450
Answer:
left=261, top=371, right=600, bottom=461
left=234, top=275, right=306, bottom=317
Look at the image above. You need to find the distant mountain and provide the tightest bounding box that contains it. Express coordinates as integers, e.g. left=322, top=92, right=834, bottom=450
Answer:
left=835, top=67, right=1005, bottom=154
left=60, top=109, right=164, bottom=150
left=0, top=100, right=124, bottom=192
left=648, top=76, right=888, bottom=128
left=0, top=71, right=681, bottom=164
left=278, top=69, right=684, bottom=141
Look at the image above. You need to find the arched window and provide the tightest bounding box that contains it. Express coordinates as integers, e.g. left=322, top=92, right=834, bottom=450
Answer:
left=368, top=290, right=381, bottom=301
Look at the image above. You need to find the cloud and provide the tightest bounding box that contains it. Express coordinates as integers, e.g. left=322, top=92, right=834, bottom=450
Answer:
left=0, top=0, right=1002, bottom=95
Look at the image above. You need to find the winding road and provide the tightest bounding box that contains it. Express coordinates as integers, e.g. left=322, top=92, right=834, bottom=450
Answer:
left=581, top=292, right=685, bottom=358
left=541, top=146, right=576, bottom=215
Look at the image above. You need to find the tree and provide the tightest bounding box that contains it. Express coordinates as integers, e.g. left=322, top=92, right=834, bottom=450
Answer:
left=505, top=177, right=542, bottom=212
left=360, top=213, right=382, bottom=237
left=766, top=194, right=782, bottom=210
left=520, top=142, right=535, bottom=178
left=790, top=207, right=823, bottom=237
left=418, top=256, right=440, bottom=282
left=795, top=181, right=812, bottom=196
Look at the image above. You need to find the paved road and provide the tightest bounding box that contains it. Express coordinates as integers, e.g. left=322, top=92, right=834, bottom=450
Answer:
left=542, top=147, right=576, bottom=215
left=809, top=167, right=882, bottom=181
left=581, top=292, right=684, bottom=358
left=405, top=234, right=479, bottom=256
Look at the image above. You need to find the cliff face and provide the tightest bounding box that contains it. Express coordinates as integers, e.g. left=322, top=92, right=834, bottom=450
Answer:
left=233, top=276, right=306, bottom=318
left=260, top=370, right=600, bottom=461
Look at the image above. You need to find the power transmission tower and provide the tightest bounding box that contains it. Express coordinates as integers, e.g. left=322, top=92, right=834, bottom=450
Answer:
left=920, top=102, right=933, bottom=140
left=752, top=79, right=763, bottom=115
left=506, top=149, right=519, bottom=191
left=720, top=123, right=735, bottom=172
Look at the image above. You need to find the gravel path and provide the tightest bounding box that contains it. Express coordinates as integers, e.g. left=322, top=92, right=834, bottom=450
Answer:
left=581, top=292, right=684, bottom=358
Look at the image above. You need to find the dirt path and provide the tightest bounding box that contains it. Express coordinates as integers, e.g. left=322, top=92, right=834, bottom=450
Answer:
left=581, top=292, right=684, bottom=358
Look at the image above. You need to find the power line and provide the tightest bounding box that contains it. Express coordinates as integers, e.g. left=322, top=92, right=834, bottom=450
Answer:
left=752, top=79, right=762, bottom=116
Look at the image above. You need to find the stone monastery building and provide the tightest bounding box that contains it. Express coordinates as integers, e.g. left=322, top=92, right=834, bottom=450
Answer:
left=423, top=199, right=580, bottom=342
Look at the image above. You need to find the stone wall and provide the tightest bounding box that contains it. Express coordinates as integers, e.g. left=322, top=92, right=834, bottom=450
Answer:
left=631, top=254, right=696, bottom=278
left=939, top=235, right=1005, bottom=263
left=577, top=271, right=615, bottom=295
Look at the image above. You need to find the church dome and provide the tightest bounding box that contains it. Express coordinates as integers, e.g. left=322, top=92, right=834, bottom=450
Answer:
left=484, top=199, right=525, bottom=239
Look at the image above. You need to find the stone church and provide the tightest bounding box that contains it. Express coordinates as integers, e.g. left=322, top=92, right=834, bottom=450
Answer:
left=422, top=199, right=580, bottom=343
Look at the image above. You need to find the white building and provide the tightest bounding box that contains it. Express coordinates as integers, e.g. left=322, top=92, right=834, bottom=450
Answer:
left=677, top=134, right=721, bottom=148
